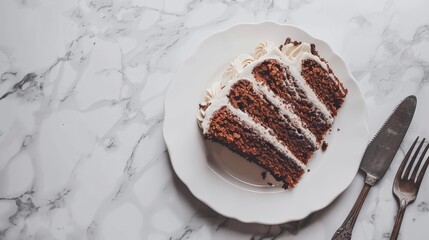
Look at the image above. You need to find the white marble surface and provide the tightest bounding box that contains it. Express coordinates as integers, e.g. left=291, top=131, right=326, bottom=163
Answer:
left=1, top=0, right=429, bottom=239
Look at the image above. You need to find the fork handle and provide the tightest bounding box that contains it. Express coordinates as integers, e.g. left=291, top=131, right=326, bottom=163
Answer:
left=332, top=183, right=372, bottom=240
left=390, top=198, right=407, bottom=240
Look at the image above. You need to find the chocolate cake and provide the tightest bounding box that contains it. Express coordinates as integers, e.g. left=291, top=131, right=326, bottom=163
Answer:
left=197, top=38, right=348, bottom=189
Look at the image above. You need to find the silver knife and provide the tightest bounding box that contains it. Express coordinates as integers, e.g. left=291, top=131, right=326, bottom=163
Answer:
left=332, top=95, right=417, bottom=240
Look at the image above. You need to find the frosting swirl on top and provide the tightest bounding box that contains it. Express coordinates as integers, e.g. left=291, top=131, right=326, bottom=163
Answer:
left=254, top=41, right=275, bottom=59
left=281, top=42, right=311, bottom=60
left=223, top=54, right=255, bottom=81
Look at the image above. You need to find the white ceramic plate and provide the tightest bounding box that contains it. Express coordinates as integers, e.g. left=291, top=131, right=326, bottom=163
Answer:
left=164, top=22, right=369, bottom=224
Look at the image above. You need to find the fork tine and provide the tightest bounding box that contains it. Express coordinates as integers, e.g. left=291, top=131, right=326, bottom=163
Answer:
left=396, top=137, right=419, bottom=180
left=411, top=141, right=429, bottom=181
left=403, top=138, right=425, bottom=179
left=416, top=155, right=429, bottom=190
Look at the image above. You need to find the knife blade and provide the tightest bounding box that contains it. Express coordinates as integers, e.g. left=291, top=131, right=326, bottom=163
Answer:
left=332, top=95, right=417, bottom=240
left=359, top=95, right=417, bottom=185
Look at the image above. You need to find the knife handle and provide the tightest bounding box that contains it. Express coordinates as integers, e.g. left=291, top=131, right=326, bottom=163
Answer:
left=332, top=183, right=372, bottom=240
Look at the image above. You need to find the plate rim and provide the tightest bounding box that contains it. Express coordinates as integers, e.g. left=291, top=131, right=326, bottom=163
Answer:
left=163, top=21, right=369, bottom=224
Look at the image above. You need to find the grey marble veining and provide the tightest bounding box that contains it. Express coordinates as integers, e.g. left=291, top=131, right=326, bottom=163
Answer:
left=1, top=0, right=429, bottom=239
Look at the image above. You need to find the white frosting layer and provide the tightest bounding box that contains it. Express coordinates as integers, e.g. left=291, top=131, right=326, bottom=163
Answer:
left=198, top=40, right=340, bottom=169
left=197, top=81, right=224, bottom=128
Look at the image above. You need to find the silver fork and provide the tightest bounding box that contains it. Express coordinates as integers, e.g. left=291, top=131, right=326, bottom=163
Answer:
left=390, top=136, right=429, bottom=240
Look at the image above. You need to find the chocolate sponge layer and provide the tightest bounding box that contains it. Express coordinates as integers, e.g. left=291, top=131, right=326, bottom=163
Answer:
left=252, top=59, right=331, bottom=142
left=206, top=106, right=304, bottom=188
left=301, top=59, right=347, bottom=116
left=228, top=79, right=315, bottom=163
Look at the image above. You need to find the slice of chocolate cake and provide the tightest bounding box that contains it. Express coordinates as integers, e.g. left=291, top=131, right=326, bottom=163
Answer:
left=197, top=38, right=348, bottom=189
